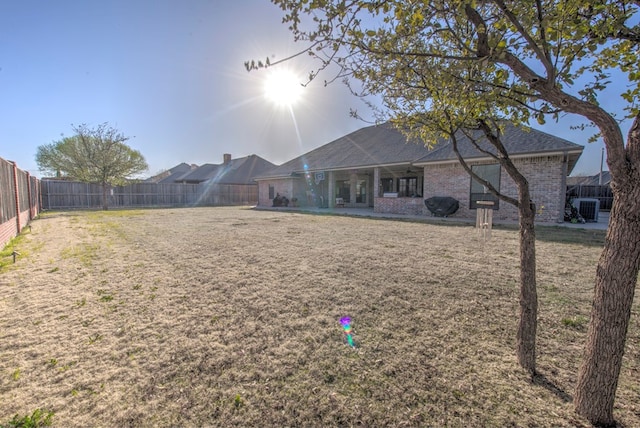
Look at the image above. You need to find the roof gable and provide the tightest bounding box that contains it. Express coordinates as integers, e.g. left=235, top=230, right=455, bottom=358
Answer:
left=148, top=162, right=198, bottom=183
left=260, top=122, right=429, bottom=177
left=176, top=155, right=276, bottom=184
left=567, top=171, right=611, bottom=186
left=415, top=122, right=583, bottom=163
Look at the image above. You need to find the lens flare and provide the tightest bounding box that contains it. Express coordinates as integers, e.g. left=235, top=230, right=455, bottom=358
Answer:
left=263, top=69, right=303, bottom=107
left=340, top=316, right=356, bottom=348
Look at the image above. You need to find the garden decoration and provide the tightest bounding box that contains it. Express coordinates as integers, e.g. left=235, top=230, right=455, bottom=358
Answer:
left=340, top=316, right=356, bottom=348
left=476, top=200, right=494, bottom=240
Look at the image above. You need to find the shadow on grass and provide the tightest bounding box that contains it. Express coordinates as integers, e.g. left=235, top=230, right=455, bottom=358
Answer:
left=535, top=226, right=606, bottom=247
left=531, top=375, right=628, bottom=428
left=255, top=206, right=608, bottom=247
left=533, top=372, right=572, bottom=403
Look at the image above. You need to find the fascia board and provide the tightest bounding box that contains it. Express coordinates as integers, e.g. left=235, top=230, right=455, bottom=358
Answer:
left=413, top=149, right=584, bottom=167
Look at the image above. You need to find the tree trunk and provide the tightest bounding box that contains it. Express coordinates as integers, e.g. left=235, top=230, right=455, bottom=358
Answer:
left=575, top=118, right=640, bottom=426
left=102, top=182, right=109, bottom=210
left=471, top=120, right=539, bottom=374
left=516, top=184, right=538, bottom=375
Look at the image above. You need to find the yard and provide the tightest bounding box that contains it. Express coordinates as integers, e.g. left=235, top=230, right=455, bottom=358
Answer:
left=0, top=207, right=638, bottom=427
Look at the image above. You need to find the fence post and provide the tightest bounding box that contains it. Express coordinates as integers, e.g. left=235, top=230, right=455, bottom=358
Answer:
left=35, top=177, right=41, bottom=215
left=11, top=161, right=21, bottom=234
left=26, top=172, right=33, bottom=221
left=45, top=179, right=50, bottom=210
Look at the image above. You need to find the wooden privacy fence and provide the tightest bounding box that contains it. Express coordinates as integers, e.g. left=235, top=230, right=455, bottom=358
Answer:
left=0, top=157, right=41, bottom=248
left=41, top=180, right=258, bottom=210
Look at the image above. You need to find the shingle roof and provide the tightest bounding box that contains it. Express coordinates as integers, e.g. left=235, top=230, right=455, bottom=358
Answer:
left=176, top=155, right=276, bottom=185
left=567, top=171, right=611, bottom=186
left=258, top=122, right=429, bottom=178
left=256, top=121, right=583, bottom=178
left=415, top=122, right=583, bottom=163
left=147, top=162, right=197, bottom=183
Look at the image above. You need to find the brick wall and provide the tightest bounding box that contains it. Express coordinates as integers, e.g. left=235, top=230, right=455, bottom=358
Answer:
left=375, top=197, right=425, bottom=215
left=257, top=179, right=294, bottom=207
left=423, top=155, right=566, bottom=223
left=258, top=177, right=330, bottom=208
left=0, top=218, right=18, bottom=249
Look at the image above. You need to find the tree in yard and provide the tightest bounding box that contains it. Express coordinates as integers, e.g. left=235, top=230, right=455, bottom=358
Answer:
left=383, top=74, right=541, bottom=374
left=252, top=0, right=640, bottom=425
left=36, top=123, right=148, bottom=210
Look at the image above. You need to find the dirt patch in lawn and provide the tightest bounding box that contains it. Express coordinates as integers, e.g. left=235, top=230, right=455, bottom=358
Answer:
left=1, top=207, right=638, bottom=427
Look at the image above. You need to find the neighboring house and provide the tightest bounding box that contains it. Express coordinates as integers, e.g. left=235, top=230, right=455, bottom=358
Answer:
left=254, top=122, right=583, bottom=223
left=172, top=154, right=275, bottom=185
left=146, top=162, right=198, bottom=183
left=566, top=171, right=611, bottom=186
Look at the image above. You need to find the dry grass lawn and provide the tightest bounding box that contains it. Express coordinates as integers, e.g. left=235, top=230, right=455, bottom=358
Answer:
left=0, top=207, right=638, bottom=427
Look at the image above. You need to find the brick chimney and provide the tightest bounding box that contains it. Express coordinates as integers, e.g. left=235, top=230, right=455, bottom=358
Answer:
left=223, top=153, right=231, bottom=165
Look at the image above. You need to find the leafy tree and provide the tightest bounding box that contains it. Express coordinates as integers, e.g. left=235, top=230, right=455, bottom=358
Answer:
left=254, top=0, right=640, bottom=424
left=36, top=123, right=148, bottom=210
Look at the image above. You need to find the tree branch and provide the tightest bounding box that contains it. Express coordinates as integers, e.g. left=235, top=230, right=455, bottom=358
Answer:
left=450, top=129, right=520, bottom=207
left=490, top=0, right=555, bottom=82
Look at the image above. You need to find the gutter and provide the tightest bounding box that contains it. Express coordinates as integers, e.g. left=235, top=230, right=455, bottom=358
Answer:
left=413, top=148, right=584, bottom=167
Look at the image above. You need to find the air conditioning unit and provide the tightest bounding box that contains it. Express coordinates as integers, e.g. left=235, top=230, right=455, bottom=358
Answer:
left=572, top=198, right=600, bottom=222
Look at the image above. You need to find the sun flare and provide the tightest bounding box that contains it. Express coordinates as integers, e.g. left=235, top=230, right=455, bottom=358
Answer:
left=263, top=69, right=303, bottom=107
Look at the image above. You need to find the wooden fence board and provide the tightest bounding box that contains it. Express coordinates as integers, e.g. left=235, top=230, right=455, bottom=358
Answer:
left=0, top=157, right=41, bottom=248
left=0, top=159, right=16, bottom=223
left=41, top=180, right=258, bottom=210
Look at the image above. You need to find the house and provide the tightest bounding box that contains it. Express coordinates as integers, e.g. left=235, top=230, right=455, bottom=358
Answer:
left=566, top=171, right=611, bottom=186
left=171, top=154, right=275, bottom=185
left=254, top=122, right=584, bottom=223
left=146, top=162, right=198, bottom=183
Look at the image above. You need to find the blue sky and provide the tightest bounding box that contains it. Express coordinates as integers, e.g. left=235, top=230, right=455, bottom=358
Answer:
left=0, top=0, right=630, bottom=178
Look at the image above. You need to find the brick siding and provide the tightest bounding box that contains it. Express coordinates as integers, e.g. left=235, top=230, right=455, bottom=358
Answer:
left=374, top=197, right=425, bottom=215
left=423, top=155, right=566, bottom=223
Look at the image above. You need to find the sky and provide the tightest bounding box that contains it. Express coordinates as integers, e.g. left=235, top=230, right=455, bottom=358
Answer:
left=0, top=0, right=632, bottom=178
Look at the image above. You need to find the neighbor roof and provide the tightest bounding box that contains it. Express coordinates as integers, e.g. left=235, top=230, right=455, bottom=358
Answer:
left=256, top=121, right=583, bottom=179
left=147, top=162, right=197, bottom=183
left=175, top=155, right=276, bottom=185
left=567, top=171, right=611, bottom=186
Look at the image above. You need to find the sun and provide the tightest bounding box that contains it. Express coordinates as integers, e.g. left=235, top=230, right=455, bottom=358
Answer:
left=263, top=68, right=303, bottom=107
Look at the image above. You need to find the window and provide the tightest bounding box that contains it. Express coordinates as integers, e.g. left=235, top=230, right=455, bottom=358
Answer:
left=470, top=164, right=500, bottom=209
left=356, top=179, right=367, bottom=203
left=336, top=180, right=350, bottom=203
left=268, top=185, right=275, bottom=199
left=398, top=177, right=418, bottom=197
left=381, top=178, right=394, bottom=193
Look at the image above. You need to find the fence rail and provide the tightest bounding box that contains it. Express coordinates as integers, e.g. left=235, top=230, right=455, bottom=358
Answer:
left=0, top=157, right=41, bottom=248
left=41, top=180, right=258, bottom=210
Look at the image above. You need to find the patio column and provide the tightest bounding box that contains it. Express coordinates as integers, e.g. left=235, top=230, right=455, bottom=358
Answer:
left=350, top=173, right=357, bottom=206
left=328, top=171, right=335, bottom=208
